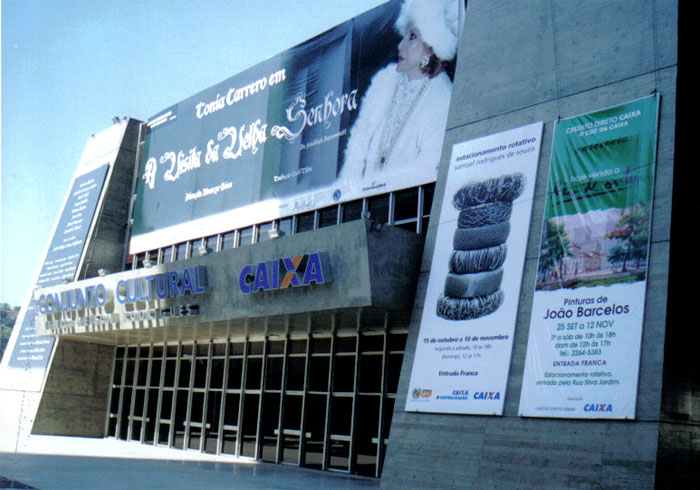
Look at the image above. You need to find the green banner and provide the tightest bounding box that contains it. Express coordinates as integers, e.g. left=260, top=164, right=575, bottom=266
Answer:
left=520, top=95, right=659, bottom=420
left=546, top=95, right=658, bottom=218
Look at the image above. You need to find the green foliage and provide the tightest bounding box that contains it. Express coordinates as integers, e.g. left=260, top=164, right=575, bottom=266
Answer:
left=606, top=203, right=650, bottom=272
left=0, top=303, right=20, bottom=360
left=538, top=218, right=572, bottom=280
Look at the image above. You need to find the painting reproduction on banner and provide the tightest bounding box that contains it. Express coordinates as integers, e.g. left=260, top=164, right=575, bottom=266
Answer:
left=519, top=95, right=659, bottom=419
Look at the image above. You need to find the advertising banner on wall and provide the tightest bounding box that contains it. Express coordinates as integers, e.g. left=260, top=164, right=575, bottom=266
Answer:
left=519, top=95, right=659, bottom=419
left=5, top=164, right=109, bottom=372
left=130, top=0, right=462, bottom=253
left=405, top=122, right=542, bottom=415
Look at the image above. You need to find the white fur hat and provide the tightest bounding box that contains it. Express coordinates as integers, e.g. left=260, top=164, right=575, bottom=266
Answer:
left=395, top=0, right=460, bottom=61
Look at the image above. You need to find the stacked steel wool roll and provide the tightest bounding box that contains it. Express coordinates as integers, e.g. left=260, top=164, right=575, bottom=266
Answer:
left=436, top=173, right=526, bottom=320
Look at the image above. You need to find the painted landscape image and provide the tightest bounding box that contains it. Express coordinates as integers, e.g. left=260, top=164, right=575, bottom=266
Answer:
left=536, top=203, right=650, bottom=290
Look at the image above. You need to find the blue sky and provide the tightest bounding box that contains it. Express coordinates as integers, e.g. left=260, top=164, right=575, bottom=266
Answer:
left=1, top=0, right=386, bottom=307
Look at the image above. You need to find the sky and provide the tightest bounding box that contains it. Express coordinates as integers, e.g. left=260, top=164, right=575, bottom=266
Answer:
left=1, top=0, right=387, bottom=307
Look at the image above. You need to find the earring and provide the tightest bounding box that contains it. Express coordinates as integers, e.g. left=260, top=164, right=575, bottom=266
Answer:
left=420, top=54, right=431, bottom=69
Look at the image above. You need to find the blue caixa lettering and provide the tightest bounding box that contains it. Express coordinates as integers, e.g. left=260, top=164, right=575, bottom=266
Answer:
left=239, top=252, right=332, bottom=294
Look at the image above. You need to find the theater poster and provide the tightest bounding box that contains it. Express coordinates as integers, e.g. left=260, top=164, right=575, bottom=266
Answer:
left=406, top=122, right=542, bottom=415
left=519, top=95, right=659, bottom=419
left=130, top=0, right=460, bottom=253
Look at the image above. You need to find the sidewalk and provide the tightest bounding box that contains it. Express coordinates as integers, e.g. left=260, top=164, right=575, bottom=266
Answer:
left=0, top=387, right=379, bottom=490
left=0, top=452, right=379, bottom=490
left=0, top=436, right=379, bottom=490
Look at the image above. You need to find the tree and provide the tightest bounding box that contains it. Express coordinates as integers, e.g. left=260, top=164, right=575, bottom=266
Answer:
left=538, top=218, right=572, bottom=284
left=607, top=245, right=627, bottom=271
left=606, top=204, right=650, bottom=273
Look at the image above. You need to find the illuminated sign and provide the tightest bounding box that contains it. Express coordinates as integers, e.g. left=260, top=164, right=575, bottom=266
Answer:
left=239, top=252, right=332, bottom=294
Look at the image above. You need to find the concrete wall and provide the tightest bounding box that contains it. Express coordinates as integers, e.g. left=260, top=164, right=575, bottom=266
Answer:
left=29, top=120, right=140, bottom=439
left=81, top=119, right=141, bottom=280
left=383, top=1, right=679, bottom=489
left=34, top=220, right=423, bottom=346
left=32, top=339, right=114, bottom=437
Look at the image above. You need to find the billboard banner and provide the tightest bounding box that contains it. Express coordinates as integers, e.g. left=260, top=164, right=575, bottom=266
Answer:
left=131, top=0, right=460, bottom=253
left=405, top=122, right=543, bottom=415
left=519, top=95, right=659, bottom=419
left=7, top=164, right=109, bottom=370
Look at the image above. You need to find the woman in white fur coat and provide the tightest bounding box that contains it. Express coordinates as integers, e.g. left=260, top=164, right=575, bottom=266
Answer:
left=339, top=0, right=460, bottom=190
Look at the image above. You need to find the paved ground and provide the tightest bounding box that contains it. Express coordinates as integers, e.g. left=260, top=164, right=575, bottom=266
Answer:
left=0, top=388, right=378, bottom=490
left=0, top=452, right=379, bottom=490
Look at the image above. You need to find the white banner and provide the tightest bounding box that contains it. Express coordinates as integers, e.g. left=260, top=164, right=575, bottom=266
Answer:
left=405, top=122, right=542, bottom=415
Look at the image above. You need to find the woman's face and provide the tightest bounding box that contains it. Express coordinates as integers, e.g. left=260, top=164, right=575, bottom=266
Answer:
left=397, top=25, right=430, bottom=80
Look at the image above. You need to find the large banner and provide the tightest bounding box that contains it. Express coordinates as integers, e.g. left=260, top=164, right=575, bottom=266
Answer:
left=6, top=164, right=109, bottom=370
left=406, top=122, right=542, bottom=415
left=519, top=95, right=659, bottom=419
left=131, top=0, right=459, bottom=253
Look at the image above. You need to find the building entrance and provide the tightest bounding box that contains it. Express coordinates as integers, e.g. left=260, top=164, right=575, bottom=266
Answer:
left=106, top=313, right=407, bottom=477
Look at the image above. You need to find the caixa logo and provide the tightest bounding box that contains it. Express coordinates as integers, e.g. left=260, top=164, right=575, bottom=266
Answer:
left=239, top=252, right=332, bottom=294
left=584, top=403, right=613, bottom=412
left=473, top=392, right=500, bottom=400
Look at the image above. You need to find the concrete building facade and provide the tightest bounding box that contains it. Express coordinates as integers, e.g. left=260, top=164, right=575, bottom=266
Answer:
left=1, top=2, right=690, bottom=489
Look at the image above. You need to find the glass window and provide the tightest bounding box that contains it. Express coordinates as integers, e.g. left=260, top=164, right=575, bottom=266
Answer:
left=257, top=221, right=274, bottom=243
left=108, top=319, right=408, bottom=478
left=308, top=357, right=329, bottom=392
left=422, top=184, right=435, bottom=217
left=204, top=235, right=218, bottom=253
left=160, top=390, right=173, bottom=420
left=178, top=360, right=191, bottom=388
left=148, top=358, right=163, bottom=386
left=221, top=231, right=237, bottom=250
left=394, top=187, right=419, bottom=222
left=146, top=250, right=159, bottom=266
left=268, top=340, right=285, bottom=355
left=318, top=206, right=338, bottom=228
left=360, top=334, right=384, bottom=353
left=289, top=339, right=307, bottom=354
left=227, top=359, right=243, bottom=390
left=245, top=357, right=263, bottom=390
left=194, top=359, right=208, bottom=389
left=113, top=359, right=123, bottom=385
left=229, top=342, right=245, bottom=356
left=335, top=336, right=356, bottom=353
left=175, top=242, right=188, bottom=261
left=210, top=359, right=225, bottom=389
left=367, top=194, right=389, bottom=223
left=286, top=357, right=306, bottom=391
left=265, top=357, right=284, bottom=391
left=295, top=211, right=315, bottom=233
left=248, top=342, right=264, bottom=355
left=162, top=246, right=173, bottom=264
left=341, top=199, right=363, bottom=223
left=359, top=355, right=383, bottom=393
left=333, top=355, right=355, bottom=393
left=239, top=226, right=255, bottom=246
left=278, top=217, right=294, bottom=237
left=310, top=337, right=331, bottom=354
